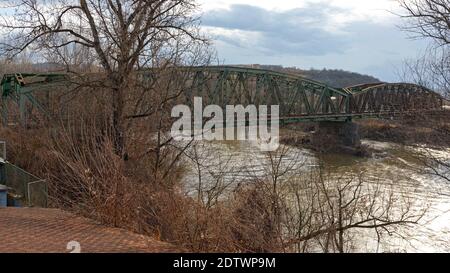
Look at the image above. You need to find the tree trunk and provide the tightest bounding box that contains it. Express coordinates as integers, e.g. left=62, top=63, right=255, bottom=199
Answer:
left=112, top=83, right=126, bottom=159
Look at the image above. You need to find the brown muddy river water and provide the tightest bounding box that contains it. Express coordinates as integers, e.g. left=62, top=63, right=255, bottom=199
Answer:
left=181, top=138, right=450, bottom=252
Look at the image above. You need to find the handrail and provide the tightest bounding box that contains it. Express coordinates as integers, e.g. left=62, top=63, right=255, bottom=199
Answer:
left=0, top=141, right=47, bottom=207
left=0, top=141, right=5, bottom=161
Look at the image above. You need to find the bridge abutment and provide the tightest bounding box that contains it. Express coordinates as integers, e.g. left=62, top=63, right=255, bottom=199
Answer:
left=311, top=121, right=361, bottom=153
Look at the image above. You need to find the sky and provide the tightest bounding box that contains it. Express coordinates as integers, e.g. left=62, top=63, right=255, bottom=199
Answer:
left=197, top=0, right=429, bottom=82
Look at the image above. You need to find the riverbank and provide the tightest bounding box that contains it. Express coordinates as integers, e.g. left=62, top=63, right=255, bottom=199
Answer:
left=357, top=111, right=450, bottom=148
left=280, top=110, right=450, bottom=155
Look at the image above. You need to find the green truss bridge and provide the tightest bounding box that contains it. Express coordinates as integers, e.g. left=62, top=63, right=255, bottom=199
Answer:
left=0, top=66, right=446, bottom=127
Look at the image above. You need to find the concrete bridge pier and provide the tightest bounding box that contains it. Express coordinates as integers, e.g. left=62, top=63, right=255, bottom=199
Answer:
left=311, top=121, right=361, bottom=153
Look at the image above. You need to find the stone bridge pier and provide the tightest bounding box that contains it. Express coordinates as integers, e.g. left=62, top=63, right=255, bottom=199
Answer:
left=311, top=121, right=361, bottom=153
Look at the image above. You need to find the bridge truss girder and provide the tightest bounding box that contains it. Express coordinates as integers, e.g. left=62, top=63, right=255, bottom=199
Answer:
left=1, top=73, right=69, bottom=126
left=346, top=83, right=443, bottom=115
left=0, top=67, right=446, bottom=126
left=182, top=66, right=350, bottom=120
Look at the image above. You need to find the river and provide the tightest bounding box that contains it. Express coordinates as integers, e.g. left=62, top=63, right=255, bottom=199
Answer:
left=181, top=138, right=450, bottom=253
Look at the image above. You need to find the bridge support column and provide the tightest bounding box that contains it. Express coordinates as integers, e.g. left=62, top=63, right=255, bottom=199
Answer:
left=311, top=121, right=361, bottom=153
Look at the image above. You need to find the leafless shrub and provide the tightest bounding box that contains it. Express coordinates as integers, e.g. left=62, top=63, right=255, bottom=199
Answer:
left=231, top=146, right=425, bottom=253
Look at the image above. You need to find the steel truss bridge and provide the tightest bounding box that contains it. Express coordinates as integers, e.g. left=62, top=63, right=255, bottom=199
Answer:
left=0, top=66, right=445, bottom=126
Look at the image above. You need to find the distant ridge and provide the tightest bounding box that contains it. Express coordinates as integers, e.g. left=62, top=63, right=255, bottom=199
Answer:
left=238, top=64, right=382, bottom=88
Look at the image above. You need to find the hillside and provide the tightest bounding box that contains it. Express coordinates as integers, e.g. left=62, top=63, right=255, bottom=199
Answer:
left=243, top=65, right=382, bottom=88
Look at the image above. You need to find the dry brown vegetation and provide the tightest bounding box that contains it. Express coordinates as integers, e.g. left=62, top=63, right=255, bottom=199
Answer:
left=357, top=111, right=450, bottom=148
left=0, top=117, right=427, bottom=253
left=1, top=67, right=433, bottom=252
left=0, top=0, right=443, bottom=253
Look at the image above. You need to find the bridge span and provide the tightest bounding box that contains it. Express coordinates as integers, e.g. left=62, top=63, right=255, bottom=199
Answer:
left=0, top=66, right=445, bottom=127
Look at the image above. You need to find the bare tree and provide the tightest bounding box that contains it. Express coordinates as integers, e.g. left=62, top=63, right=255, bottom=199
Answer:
left=283, top=169, right=424, bottom=253
left=399, top=0, right=450, bottom=46
left=398, top=47, right=450, bottom=98
left=0, top=0, right=207, bottom=157
left=397, top=0, right=450, bottom=98
left=229, top=145, right=425, bottom=253
left=397, top=1, right=450, bottom=183
left=416, top=148, right=450, bottom=183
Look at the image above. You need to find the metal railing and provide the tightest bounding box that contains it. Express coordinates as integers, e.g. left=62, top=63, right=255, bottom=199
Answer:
left=0, top=141, right=48, bottom=207
left=0, top=141, right=5, bottom=161
left=2, top=162, right=48, bottom=207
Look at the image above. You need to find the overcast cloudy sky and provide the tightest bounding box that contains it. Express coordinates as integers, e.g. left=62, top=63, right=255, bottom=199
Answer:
left=197, top=0, right=429, bottom=82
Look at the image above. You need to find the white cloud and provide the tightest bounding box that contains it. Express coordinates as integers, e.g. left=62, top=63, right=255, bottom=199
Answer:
left=199, top=0, right=306, bottom=12
left=199, top=0, right=427, bottom=81
left=199, top=0, right=401, bottom=26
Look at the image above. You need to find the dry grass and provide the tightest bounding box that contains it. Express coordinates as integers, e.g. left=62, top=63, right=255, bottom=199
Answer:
left=357, top=111, right=450, bottom=147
